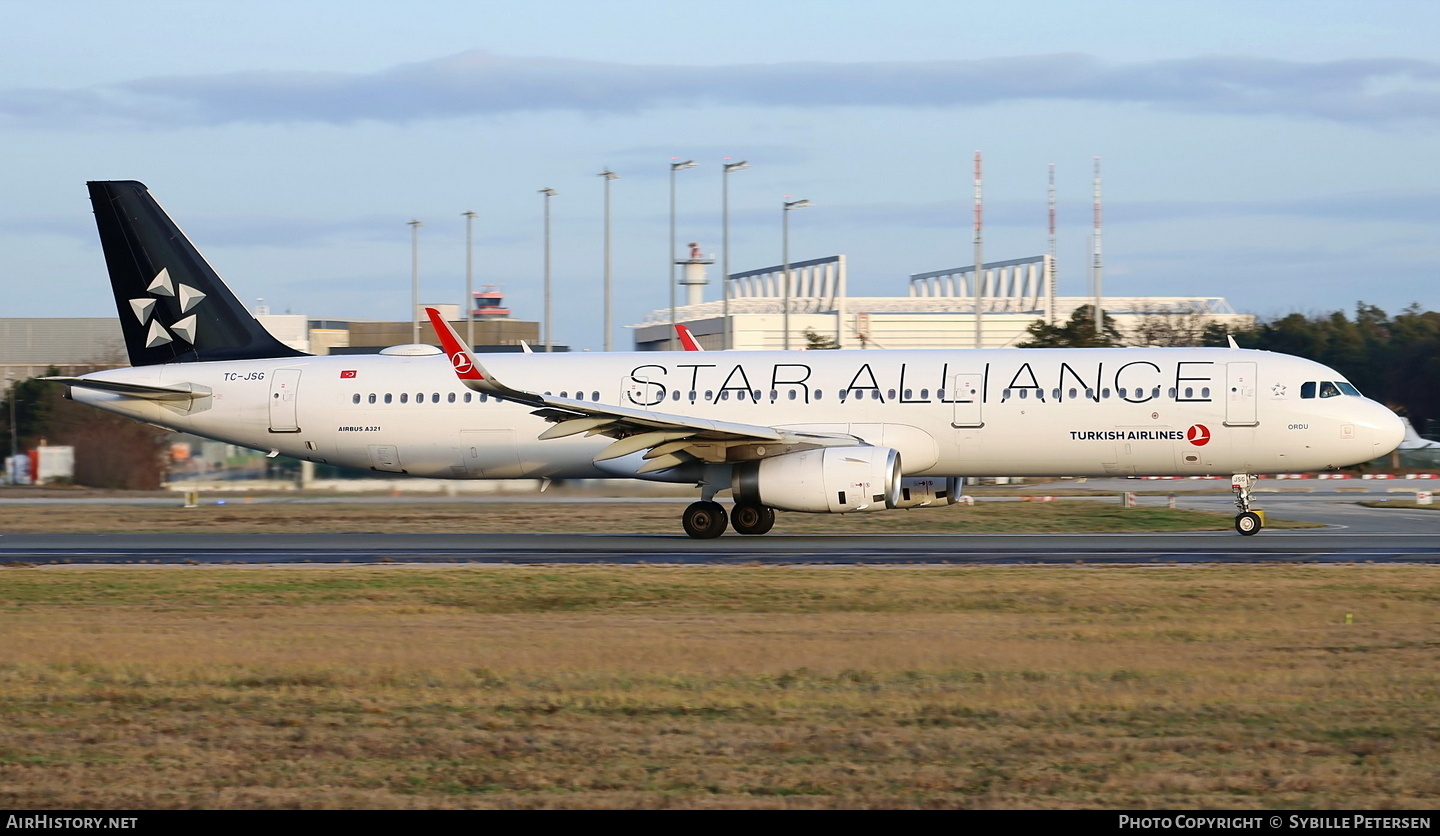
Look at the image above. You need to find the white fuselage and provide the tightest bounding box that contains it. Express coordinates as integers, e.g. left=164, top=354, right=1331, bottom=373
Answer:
left=72, top=346, right=1404, bottom=481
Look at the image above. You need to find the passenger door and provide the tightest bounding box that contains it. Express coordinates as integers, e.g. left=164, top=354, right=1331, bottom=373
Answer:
left=268, top=369, right=302, bottom=433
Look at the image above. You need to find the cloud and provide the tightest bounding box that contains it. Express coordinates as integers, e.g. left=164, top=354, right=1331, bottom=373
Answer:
left=2, top=51, right=1438, bottom=129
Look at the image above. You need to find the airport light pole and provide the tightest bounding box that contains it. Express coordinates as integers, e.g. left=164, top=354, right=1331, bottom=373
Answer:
left=539, top=188, right=557, bottom=352
left=462, top=211, right=477, bottom=350
left=781, top=198, right=811, bottom=351
left=668, top=159, right=696, bottom=350
left=407, top=219, right=423, bottom=344
left=721, top=159, right=750, bottom=351
left=598, top=169, right=618, bottom=351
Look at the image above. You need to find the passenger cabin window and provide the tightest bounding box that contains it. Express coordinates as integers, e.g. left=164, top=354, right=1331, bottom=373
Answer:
left=352, top=394, right=360, bottom=404
left=400, top=393, right=408, bottom=404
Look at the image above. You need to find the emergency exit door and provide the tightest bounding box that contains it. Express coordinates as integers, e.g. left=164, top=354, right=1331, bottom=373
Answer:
left=950, top=372, right=984, bottom=428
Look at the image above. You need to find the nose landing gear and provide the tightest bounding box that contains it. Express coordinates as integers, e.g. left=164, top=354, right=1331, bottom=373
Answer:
left=1231, top=473, right=1264, bottom=536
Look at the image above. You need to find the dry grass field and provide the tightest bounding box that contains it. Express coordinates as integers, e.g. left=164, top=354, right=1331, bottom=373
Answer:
left=0, top=564, right=1436, bottom=809
left=0, top=498, right=1319, bottom=535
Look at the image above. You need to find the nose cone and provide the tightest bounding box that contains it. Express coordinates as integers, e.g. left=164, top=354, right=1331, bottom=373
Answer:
left=1371, top=403, right=1406, bottom=457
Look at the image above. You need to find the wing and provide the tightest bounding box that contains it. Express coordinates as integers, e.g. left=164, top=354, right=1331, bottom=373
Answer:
left=424, top=308, right=858, bottom=473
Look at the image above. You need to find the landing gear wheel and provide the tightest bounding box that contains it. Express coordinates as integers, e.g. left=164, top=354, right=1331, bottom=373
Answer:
left=731, top=502, right=776, bottom=536
left=1235, top=511, right=1263, bottom=536
left=683, top=501, right=729, bottom=539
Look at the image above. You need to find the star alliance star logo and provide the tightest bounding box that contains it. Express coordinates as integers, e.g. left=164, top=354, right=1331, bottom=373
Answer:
left=128, top=268, right=206, bottom=348
left=1271, top=383, right=1287, bottom=397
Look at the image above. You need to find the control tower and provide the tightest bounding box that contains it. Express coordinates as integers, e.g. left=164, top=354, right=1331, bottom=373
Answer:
left=676, top=242, right=714, bottom=307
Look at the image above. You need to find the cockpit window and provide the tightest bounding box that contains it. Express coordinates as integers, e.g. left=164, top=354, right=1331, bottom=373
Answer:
left=1302, top=380, right=1359, bottom=399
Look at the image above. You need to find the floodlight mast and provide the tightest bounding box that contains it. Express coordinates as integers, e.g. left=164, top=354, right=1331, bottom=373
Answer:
left=782, top=198, right=812, bottom=351
left=598, top=170, right=618, bottom=351
left=668, top=159, right=697, bottom=350
left=721, top=159, right=750, bottom=351
left=539, top=188, right=557, bottom=352
left=462, top=211, right=477, bottom=350
left=408, top=219, right=423, bottom=344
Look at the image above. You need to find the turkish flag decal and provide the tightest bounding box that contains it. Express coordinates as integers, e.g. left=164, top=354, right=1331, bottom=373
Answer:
left=340, top=370, right=357, bottom=379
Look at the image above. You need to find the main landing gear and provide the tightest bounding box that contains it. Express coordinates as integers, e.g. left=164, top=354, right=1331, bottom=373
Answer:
left=730, top=502, right=776, bottom=536
left=1231, top=473, right=1264, bottom=536
left=681, top=500, right=777, bottom=539
left=682, top=501, right=728, bottom=539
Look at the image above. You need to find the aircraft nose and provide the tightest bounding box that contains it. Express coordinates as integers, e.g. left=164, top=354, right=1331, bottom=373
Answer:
left=1372, top=404, right=1405, bottom=457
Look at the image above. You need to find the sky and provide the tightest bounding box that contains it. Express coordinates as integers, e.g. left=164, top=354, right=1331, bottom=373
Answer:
left=1, top=0, right=1436, bottom=351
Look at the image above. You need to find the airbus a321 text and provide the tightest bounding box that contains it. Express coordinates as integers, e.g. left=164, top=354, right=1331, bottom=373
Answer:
left=49, top=181, right=1406, bottom=538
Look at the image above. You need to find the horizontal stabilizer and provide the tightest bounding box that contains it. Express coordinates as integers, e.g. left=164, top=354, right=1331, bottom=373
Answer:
left=42, top=376, right=211, bottom=401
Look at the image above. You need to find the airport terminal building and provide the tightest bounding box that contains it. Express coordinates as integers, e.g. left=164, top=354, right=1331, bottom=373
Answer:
left=631, top=254, right=1253, bottom=351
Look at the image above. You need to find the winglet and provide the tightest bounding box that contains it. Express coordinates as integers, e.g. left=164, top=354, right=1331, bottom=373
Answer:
left=425, top=307, right=485, bottom=381
left=676, top=323, right=704, bottom=352
left=1227, top=334, right=1239, bottom=349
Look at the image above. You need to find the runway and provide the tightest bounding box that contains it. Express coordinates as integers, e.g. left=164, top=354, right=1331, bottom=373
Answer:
left=2, top=530, right=1438, bottom=566
left=1, top=485, right=1434, bottom=565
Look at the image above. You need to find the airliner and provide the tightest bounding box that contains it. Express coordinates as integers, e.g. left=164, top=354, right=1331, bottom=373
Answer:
left=48, top=181, right=1405, bottom=538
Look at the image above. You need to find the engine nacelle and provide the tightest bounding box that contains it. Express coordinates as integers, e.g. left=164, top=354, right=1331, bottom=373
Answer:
left=893, top=476, right=963, bottom=509
left=732, top=446, right=901, bottom=513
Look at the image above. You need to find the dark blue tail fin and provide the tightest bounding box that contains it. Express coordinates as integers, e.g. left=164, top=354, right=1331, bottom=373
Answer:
left=88, top=180, right=307, bottom=366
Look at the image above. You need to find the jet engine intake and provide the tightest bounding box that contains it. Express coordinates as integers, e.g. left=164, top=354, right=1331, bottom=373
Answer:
left=731, top=446, right=900, bottom=514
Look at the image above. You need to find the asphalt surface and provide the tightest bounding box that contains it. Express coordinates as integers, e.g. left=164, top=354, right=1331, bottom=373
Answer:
left=1, top=481, right=1434, bottom=565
